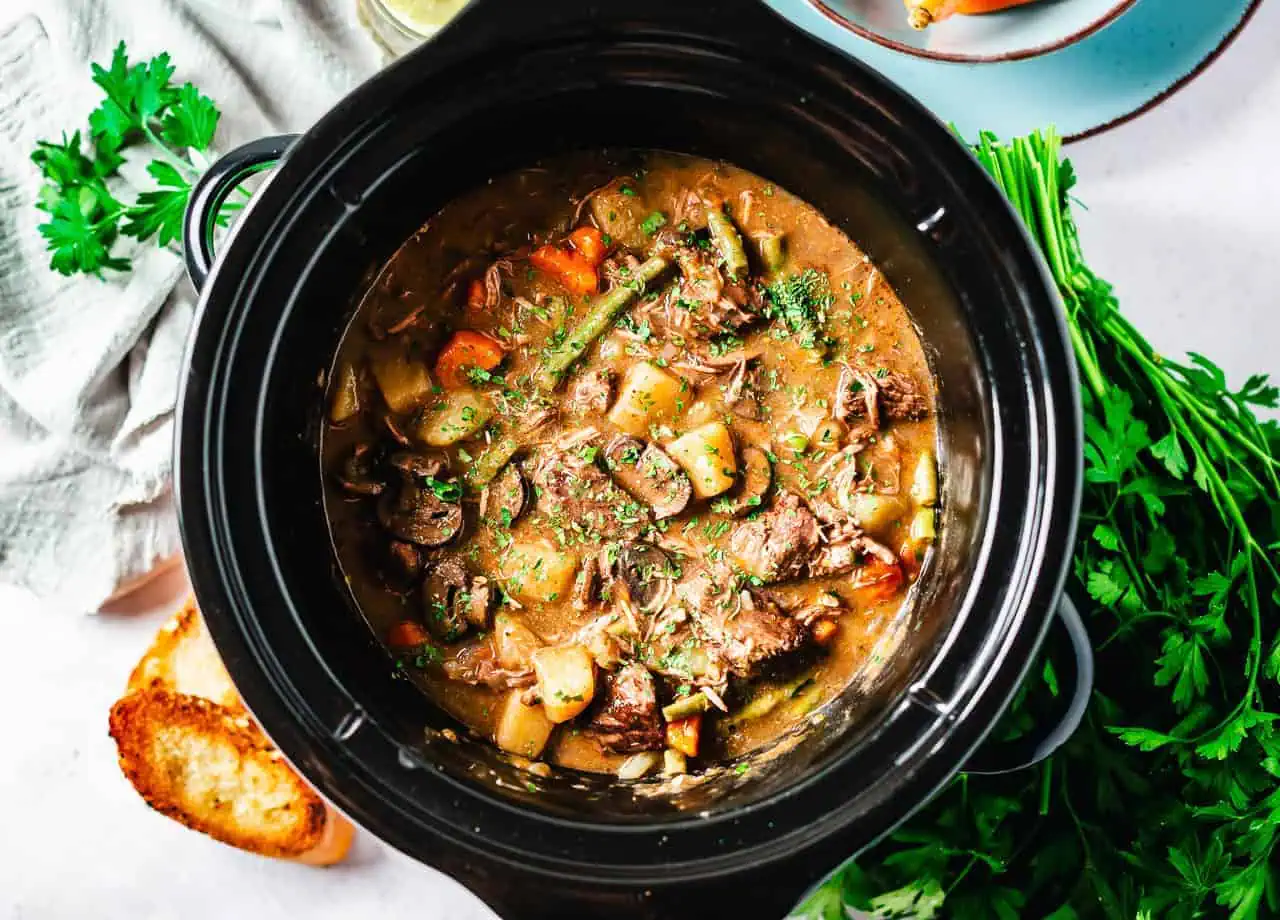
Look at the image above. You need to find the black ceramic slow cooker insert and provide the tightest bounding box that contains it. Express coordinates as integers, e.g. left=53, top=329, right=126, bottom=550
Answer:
left=175, top=1, right=1086, bottom=917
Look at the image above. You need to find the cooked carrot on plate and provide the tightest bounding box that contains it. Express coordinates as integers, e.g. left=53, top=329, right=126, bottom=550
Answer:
left=904, top=0, right=1040, bottom=29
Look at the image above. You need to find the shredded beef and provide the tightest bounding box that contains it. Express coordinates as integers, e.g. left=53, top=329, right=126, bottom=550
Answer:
left=677, top=568, right=808, bottom=678
left=834, top=367, right=929, bottom=427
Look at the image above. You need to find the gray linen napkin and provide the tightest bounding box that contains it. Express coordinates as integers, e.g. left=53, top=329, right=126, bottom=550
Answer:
left=0, top=0, right=381, bottom=612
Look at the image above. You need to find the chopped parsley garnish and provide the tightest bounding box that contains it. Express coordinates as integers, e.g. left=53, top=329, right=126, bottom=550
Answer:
left=763, top=268, right=834, bottom=350
left=640, top=211, right=667, bottom=235
left=423, top=477, right=462, bottom=502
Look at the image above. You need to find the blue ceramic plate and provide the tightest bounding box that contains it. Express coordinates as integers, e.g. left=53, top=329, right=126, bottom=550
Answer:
left=766, top=0, right=1262, bottom=141
left=808, top=0, right=1135, bottom=64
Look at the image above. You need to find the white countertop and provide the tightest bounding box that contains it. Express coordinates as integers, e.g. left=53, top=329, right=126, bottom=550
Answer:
left=3, top=4, right=1279, bottom=918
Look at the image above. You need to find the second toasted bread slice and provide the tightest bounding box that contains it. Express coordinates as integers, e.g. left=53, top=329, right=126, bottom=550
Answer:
left=109, top=689, right=354, bottom=865
left=128, top=596, right=242, bottom=710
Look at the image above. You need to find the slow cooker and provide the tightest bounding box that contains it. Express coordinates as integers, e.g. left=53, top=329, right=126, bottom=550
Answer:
left=176, top=0, right=1088, bottom=916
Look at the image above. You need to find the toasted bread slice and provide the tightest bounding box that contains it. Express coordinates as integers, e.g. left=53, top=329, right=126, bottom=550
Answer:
left=128, top=596, right=242, bottom=710
left=109, top=688, right=354, bottom=865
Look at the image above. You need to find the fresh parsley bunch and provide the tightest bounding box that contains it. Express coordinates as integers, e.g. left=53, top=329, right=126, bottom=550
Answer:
left=799, top=130, right=1280, bottom=920
left=31, top=42, right=224, bottom=276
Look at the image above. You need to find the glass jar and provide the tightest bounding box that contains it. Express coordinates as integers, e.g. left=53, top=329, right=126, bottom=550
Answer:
left=357, top=0, right=469, bottom=57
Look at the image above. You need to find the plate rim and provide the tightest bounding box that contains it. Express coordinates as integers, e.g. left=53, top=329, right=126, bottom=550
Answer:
left=804, top=0, right=1138, bottom=64
left=1065, top=0, right=1263, bottom=142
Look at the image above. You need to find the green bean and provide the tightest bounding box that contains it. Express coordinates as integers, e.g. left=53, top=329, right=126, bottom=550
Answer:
left=532, top=254, right=670, bottom=391
left=755, top=232, right=786, bottom=274
left=662, top=693, right=711, bottom=722
left=706, top=201, right=749, bottom=281
left=465, top=434, right=519, bottom=491
left=729, top=673, right=813, bottom=723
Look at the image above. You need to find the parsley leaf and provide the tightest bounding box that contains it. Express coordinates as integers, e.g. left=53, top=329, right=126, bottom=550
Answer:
left=31, top=42, right=232, bottom=276
left=803, top=128, right=1280, bottom=920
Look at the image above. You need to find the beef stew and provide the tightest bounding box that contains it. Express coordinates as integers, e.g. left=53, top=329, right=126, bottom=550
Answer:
left=322, top=151, right=938, bottom=779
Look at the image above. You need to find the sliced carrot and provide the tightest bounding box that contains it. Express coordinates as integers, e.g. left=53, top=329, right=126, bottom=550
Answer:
left=666, top=714, right=701, bottom=757
left=811, top=618, right=839, bottom=646
left=530, top=244, right=599, bottom=295
left=850, top=559, right=904, bottom=608
left=388, top=620, right=430, bottom=649
left=434, top=329, right=506, bottom=390
left=568, top=226, right=609, bottom=265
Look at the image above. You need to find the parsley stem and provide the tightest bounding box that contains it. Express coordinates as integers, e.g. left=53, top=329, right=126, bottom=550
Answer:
left=141, top=122, right=201, bottom=181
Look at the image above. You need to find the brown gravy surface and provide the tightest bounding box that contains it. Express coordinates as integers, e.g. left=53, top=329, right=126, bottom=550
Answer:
left=323, top=151, right=937, bottom=777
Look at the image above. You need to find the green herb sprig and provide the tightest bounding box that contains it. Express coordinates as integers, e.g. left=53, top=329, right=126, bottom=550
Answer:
left=799, top=129, right=1280, bottom=919
left=31, top=42, right=227, bottom=276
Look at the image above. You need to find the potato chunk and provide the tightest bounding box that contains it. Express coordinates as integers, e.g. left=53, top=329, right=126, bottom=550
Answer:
left=369, top=343, right=433, bottom=414
left=666, top=421, right=737, bottom=499
left=608, top=362, right=683, bottom=437
left=532, top=645, right=597, bottom=723
left=494, top=691, right=555, bottom=758
left=415, top=389, right=492, bottom=446
left=500, top=539, right=578, bottom=604
left=848, top=492, right=906, bottom=538
left=493, top=612, right=543, bottom=671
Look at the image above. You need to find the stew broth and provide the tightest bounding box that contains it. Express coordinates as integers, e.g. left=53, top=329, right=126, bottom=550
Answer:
left=323, top=151, right=938, bottom=777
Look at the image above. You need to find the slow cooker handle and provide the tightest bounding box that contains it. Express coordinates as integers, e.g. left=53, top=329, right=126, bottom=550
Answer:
left=963, top=594, right=1094, bottom=775
left=182, top=134, right=298, bottom=292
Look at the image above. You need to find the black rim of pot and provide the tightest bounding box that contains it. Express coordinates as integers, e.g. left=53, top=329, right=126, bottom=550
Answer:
left=175, top=0, right=1081, bottom=897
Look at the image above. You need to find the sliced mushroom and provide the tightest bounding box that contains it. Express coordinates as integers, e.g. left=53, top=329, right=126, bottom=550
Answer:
left=610, top=541, right=677, bottom=612
left=378, top=477, right=463, bottom=546
left=338, top=443, right=385, bottom=496
left=604, top=435, right=693, bottom=521
left=718, top=446, right=772, bottom=516
left=483, top=463, right=527, bottom=525
left=422, top=555, right=470, bottom=641
left=390, top=450, right=448, bottom=480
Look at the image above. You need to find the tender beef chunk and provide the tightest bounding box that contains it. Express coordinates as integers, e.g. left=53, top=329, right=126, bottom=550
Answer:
left=481, top=463, right=528, bottom=526
left=876, top=372, right=931, bottom=421
left=587, top=662, right=665, bottom=752
left=835, top=366, right=929, bottom=427
left=678, top=569, right=808, bottom=679
left=727, top=492, right=821, bottom=583
left=567, top=368, right=614, bottom=416
left=527, top=446, right=650, bottom=539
